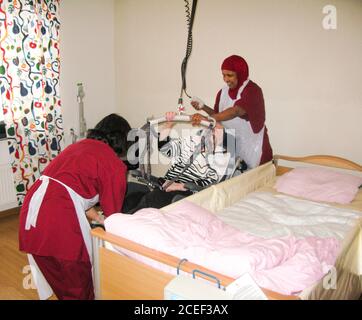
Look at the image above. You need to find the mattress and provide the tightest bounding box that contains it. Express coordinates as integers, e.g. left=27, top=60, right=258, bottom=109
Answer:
left=104, top=163, right=362, bottom=299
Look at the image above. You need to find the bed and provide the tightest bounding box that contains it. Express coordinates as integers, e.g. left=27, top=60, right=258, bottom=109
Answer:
left=90, top=154, right=362, bottom=300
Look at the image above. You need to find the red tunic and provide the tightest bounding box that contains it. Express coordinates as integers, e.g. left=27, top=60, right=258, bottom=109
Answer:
left=214, top=80, right=273, bottom=165
left=19, top=139, right=127, bottom=262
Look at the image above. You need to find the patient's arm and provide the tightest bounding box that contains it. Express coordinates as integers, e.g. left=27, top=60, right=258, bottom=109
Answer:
left=159, top=112, right=177, bottom=141
left=86, top=207, right=105, bottom=225
left=162, top=181, right=187, bottom=192
left=158, top=123, right=173, bottom=141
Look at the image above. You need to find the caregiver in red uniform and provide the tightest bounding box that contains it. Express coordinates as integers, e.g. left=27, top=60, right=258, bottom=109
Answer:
left=191, top=55, right=273, bottom=169
left=19, top=114, right=130, bottom=300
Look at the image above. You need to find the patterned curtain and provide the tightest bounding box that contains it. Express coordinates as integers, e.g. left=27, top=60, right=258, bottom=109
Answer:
left=0, top=0, right=63, bottom=205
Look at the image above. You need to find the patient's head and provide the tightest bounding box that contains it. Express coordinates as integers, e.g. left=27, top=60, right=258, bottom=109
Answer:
left=212, top=124, right=236, bottom=156
left=196, top=122, right=228, bottom=153
left=87, top=113, right=131, bottom=157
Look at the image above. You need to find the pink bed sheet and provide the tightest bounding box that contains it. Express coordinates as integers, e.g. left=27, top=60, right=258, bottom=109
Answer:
left=105, top=200, right=340, bottom=296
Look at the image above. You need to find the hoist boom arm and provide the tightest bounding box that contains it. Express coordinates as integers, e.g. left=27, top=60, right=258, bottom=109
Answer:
left=148, top=114, right=215, bottom=128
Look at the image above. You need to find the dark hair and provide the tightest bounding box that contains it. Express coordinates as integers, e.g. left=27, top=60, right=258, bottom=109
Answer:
left=86, top=113, right=131, bottom=157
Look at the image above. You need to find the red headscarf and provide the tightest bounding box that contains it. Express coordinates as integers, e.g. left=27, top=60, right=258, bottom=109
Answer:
left=221, top=55, right=249, bottom=99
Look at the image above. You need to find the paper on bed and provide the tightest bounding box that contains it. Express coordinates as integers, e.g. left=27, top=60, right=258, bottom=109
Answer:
left=225, top=273, right=268, bottom=300
left=164, top=273, right=267, bottom=300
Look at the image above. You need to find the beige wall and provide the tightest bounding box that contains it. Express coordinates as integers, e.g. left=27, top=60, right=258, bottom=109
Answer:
left=114, top=0, right=362, bottom=164
left=60, top=0, right=116, bottom=145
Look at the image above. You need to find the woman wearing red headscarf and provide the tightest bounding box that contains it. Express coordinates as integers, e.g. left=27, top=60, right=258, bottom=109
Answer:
left=191, top=55, right=272, bottom=169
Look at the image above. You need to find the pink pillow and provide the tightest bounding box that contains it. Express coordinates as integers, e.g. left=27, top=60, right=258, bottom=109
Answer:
left=275, top=167, right=362, bottom=204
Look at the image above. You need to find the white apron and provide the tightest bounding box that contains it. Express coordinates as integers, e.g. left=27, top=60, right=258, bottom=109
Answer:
left=25, top=175, right=99, bottom=300
left=219, top=79, right=265, bottom=169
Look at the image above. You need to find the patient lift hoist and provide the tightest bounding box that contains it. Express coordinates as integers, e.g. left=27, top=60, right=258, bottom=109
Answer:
left=130, top=115, right=245, bottom=194
left=130, top=0, right=245, bottom=193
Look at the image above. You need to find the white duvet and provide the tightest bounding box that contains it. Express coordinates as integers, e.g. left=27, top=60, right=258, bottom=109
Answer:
left=216, top=192, right=362, bottom=241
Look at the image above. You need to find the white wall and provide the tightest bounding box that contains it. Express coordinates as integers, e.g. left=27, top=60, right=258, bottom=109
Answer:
left=59, top=0, right=116, bottom=145
left=114, top=0, right=362, bottom=164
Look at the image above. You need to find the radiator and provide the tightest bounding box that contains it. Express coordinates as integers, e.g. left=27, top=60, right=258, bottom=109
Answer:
left=0, top=163, right=17, bottom=211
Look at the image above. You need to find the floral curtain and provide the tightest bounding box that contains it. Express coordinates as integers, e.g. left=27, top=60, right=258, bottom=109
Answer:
left=0, top=0, right=63, bottom=205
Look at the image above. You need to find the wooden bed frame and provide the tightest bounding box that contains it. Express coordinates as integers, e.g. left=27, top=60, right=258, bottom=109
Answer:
left=90, top=154, right=362, bottom=300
